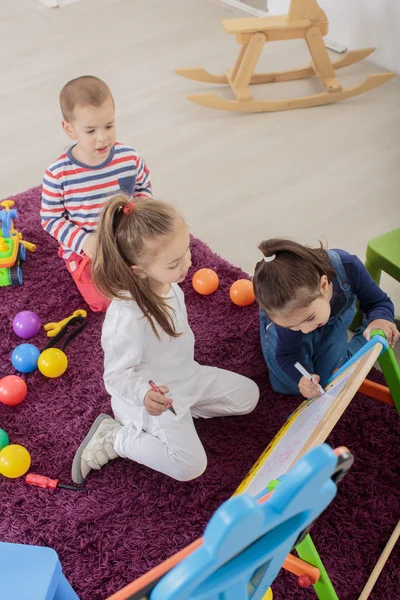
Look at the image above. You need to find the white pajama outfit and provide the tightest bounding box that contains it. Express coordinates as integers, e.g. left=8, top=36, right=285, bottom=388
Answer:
left=102, top=284, right=259, bottom=481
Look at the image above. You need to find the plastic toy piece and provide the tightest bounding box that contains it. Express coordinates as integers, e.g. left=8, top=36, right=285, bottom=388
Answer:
left=26, top=473, right=86, bottom=492
left=13, top=311, right=41, bottom=339
left=0, top=444, right=31, bottom=479
left=192, top=268, right=219, bottom=295
left=358, top=380, right=394, bottom=406
left=370, top=330, right=400, bottom=414
left=107, top=445, right=352, bottom=600
left=0, top=200, right=36, bottom=287
left=298, top=574, right=312, bottom=588
left=0, top=375, right=28, bottom=406
left=44, top=310, right=88, bottom=338
left=38, top=314, right=87, bottom=379
left=176, top=1, right=394, bottom=113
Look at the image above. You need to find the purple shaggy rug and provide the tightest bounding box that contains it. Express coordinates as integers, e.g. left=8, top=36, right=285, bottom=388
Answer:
left=0, top=187, right=399, bottom=600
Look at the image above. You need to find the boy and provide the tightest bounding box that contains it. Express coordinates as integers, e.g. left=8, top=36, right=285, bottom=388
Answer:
left=40, top=76, right=152, bottom=311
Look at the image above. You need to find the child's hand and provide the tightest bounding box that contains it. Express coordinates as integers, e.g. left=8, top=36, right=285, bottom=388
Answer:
left=298, top=375, right=323, bottom=399
left=144, top=386, right=173, bottom=416
left=364, top=320, right=400, bottom=348
left=82, top=234, right=97, bottom=259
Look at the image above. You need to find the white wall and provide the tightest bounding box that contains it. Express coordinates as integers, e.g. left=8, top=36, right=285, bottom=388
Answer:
left=267, top=0, right=400, bottom=74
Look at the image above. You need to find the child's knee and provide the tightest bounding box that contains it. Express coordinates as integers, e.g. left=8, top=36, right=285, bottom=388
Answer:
left=174, top=451, right=207, bottom=482
left=74, top=280, right=110, bottom=312
left=88, top=298, right=111, bottom=313
left=241, top=379, right=260, bottom=414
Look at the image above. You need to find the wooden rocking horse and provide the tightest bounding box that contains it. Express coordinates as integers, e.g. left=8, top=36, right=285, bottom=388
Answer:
left=176, top=0, right=394, bottom=113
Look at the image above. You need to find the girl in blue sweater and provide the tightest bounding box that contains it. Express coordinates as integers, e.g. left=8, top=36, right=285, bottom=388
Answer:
left=253, top=239, right=399, bottom=398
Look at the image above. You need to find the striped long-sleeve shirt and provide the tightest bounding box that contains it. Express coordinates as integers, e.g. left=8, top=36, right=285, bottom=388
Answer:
left=40, top=142, right=152, bottom=259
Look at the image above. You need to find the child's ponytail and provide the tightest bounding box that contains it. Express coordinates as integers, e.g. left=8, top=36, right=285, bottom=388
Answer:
left=253, top=238, right=336, bottom=316
left=92, top=194, right=181, bottom=338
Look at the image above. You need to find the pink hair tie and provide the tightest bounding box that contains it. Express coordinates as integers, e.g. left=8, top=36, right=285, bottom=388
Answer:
left=122, top=202, right=135, bottom=216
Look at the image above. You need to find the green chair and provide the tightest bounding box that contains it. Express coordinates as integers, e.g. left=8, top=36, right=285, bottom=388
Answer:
left=352, top=228, right=400, bottom=330
left=364, top=228, right=400, bottom=285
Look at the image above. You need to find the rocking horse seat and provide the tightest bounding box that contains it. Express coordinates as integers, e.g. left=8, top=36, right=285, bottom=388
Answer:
left=222, top=16, right=327, bottom=38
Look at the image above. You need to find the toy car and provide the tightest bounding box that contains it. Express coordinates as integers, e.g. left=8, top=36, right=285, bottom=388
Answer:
left=0, top=200, right=36, bottom=286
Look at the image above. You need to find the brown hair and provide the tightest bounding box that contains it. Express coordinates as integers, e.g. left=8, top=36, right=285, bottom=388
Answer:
left=92, top=194, right=183, bottom=338
left=253, top=238, right=336, bottom=316
left=60, top=76, right=114, bottom=121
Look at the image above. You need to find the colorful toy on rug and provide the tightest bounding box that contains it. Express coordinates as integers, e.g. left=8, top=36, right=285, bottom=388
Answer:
left=230, top=279, right=255, bottom=306
left=25, top=473, right=86, bottom=493
left=176, top=0, right=394, bottom=113
left=0, top=375, right=27, bottom=406
left=192, top=268, right=255, bottom=307
left=11, top=343, right=41, bottom=373
left=0, top=444, right=31, bottom=479
left=38, top=310, right=87, bottom=378
left=192, top=268, right=219, bottom=295
left=0, top=200, right=36, bottom=287
left=12, top=310, right=41, bottom=339
left=105, top=444, right=353, bottom=600
left=9, top=309, right=87, bottom=379
left=0, top=428, right=9, bottom=451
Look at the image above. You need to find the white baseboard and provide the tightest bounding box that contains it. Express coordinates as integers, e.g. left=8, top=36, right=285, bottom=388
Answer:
left=36, top=0, right=80, bottom=7
left=324, top=37, right=348, bottom=54
left=220, top=0, right=268, bottom=17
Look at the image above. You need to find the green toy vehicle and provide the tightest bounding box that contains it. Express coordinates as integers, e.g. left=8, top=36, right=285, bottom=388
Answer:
left=0, top=200, right=36, bottom=286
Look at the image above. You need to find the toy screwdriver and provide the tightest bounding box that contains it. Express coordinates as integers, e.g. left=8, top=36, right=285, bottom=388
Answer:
left=26, top=473, right=87, bottom=492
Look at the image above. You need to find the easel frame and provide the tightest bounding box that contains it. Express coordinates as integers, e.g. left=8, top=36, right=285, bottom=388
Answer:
left=235, top=335, right=389, bottom=496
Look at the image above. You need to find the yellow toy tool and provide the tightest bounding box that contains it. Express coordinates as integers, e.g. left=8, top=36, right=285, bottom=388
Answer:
left=44, top=310, right=88, bottom=338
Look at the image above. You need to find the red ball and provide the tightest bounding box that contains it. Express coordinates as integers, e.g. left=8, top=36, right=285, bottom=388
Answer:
left=297, top=575, right=312, bottom=588
left=229, top=279, right=255, bottom=306
left=192, top=269, right=219, bottom=295
left=0, top=375, right=28, bottom=406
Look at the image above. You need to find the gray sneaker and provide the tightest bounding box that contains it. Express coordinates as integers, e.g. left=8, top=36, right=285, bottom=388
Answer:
left=71, top=414, right=121, bottom=484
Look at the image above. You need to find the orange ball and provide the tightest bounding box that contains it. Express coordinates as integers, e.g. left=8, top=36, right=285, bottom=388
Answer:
left=229, top=279, right=255, bottom=307
left=192, top=268, right=219, bottom=295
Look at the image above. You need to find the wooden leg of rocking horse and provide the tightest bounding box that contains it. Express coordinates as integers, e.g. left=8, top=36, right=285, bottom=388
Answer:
left=305, top=27, right=342, bottom=92
left=228, top=33, right=265, bottom=102
left=228, top=43, right=248, bottom=85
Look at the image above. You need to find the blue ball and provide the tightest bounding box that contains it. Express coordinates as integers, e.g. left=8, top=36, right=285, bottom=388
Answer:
left=11, top=343, right=40, bottom=373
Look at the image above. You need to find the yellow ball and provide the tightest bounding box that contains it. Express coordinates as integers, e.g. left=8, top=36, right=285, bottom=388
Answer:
left=0, top=444, right=31, bottom=478
left=38, top=348, right=68, bottom=378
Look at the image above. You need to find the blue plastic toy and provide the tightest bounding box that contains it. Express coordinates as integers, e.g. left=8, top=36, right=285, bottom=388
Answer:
left=107, top=444, right=353, bottom=600
left=11, top=343, right=40, bottom=373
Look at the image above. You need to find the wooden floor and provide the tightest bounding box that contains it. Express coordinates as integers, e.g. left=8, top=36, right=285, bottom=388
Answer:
left=0, top=0, right=399, bottom=311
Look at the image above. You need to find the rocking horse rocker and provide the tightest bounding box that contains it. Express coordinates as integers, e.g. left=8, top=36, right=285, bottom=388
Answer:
left=176, top=0, right=394, bottom=113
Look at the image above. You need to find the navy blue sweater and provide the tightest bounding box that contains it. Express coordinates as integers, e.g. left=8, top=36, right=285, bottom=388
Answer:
left=273, top=250, right=394, bottom=383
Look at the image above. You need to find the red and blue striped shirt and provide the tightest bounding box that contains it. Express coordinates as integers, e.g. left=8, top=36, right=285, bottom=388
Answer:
left=41, top=142, right=152, bottom=258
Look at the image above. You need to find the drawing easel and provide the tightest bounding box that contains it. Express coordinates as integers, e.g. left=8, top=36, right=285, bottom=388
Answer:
left=176, top=0, right=394, bottom=112
left=232, top=332, right=398, bottom=600
left=358, top=330, right=400, bottom=415
left=105, top=445, right=354, bottom=600
left=235, top=335, right=387, bottom=498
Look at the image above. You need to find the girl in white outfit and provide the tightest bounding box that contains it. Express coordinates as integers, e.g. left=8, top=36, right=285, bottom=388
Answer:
left=72, top=195, right=259, bottom=483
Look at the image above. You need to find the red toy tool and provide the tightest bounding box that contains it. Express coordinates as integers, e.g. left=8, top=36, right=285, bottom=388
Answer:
left=26, top=473, right=86, bottom=492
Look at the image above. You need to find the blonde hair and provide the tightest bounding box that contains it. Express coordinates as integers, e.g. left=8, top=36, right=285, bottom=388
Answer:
left=59, top=76, right=114, bottom=121
left=92, top=194, right=183, bottom=338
